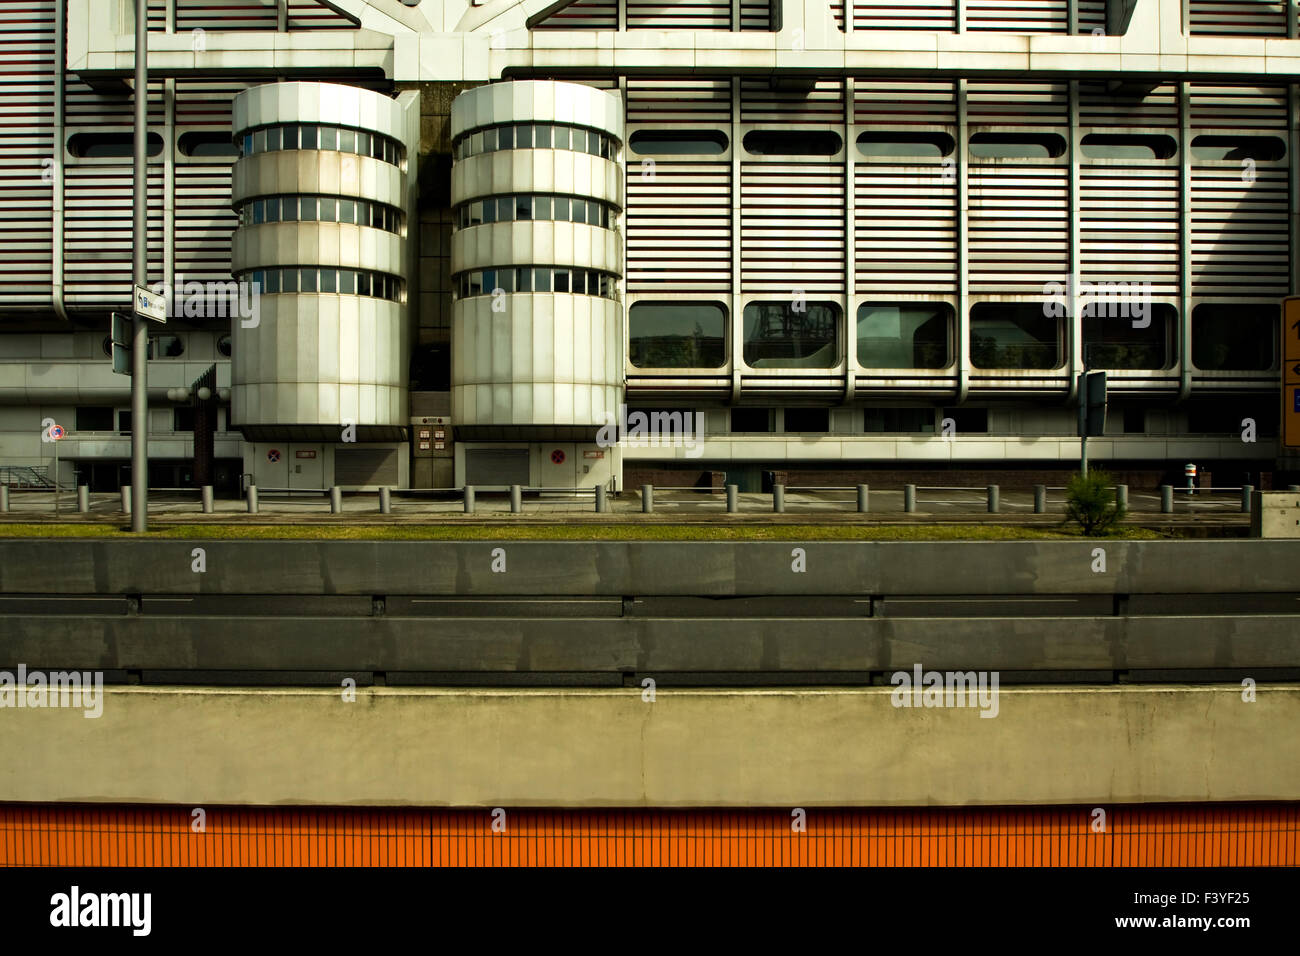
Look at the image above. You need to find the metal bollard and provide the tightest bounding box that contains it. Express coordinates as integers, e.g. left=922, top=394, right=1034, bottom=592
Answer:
left=857, top=483, right=869, bottom=513
left=1241, top=484, right=1253, bottom=513
left=904, top=484, right=916, bottom=513
left=77, top=485, right=89, bottom=513
left=330, top=486, right=343, bottom=514
left=510, top=484, right=522, bottom=513
left=1161, top=484, right=1173, bottom=514
left=1033, top=484, right=1046, bottom=514
left=201, top=485, right=214, bottom=514
left=773, top=484, right=785, bottom=514
left=379, top=487, right=391, bottom=514
left=245, top=484, right=258, bottom=514
left=642, top=484, right=654, bottom=514
left=463, top=486, right=475, bottom=514
left=1115, top=484, right=1128, bottom=512
left=121, top=485, right=132, bottom=514
left=987, top=484, right=999, bottom=514
left=595, top=484, right=607, bottom=513
left=0, top=485, right=8, bottom=512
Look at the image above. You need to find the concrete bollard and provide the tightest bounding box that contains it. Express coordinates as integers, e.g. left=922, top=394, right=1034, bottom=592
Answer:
left=726, top=484, right=738, bottom=513
left=1161, top=484, right=1174, bottom=514
left=1033, top=484, right=1046, bottom=514
left=773, top=484, right=785, bottom=514
left=987, top=484, right=999, bottom=514
left=510, top=484, right=522, bottom=513
left=379, top=487, right=391, bottom=514
left=121, top=485, right=132, bottom=514
left=857, top=484, right=869, bottom=513
left=595, top=484, right=607, bottom=513
left=0, top=485, right=8, bottom=512
left=642, top=484, right=654, bottom=514
left=904, top=484, right=916, bottom=513
left=330, top=486, right=343, bottom=514
left=1241, top=485, right=1254, bottom=513
left=201, top=485, right=214, bottom=514
left=463, top=486, right=475, bottom=514
left=245, top=484, right=257, bottom=514
left=1115, top=484, right=1128, bottom=511
left=77, top=485, right=89, bottom=514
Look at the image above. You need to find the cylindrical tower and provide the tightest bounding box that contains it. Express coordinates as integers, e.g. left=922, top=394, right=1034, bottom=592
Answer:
left=449, top=81, right=625, bottom=487
left=229, top=82, right=412, bottom=450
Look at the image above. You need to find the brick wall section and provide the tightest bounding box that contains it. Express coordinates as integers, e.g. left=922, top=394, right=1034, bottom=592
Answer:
left=625, top=469, right=727, bottom=490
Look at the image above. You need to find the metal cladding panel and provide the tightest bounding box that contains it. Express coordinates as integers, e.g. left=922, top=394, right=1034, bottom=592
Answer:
left=232, top=82, right=406, bottom=144
left=740, top=163, right=846, bottom=294
left=450, top=81, right=624, bottom=142
left=968, top=165, right=1069, bottom=296
left=627, top=78, right=730, bottom=125
left=625, top=0, right=731, bottom=29
left=626, top=162, right=732, bottom=292
left=530, top=0, right=617, bottom=29
left=1188, top=0, right=1289, bottom=36
left=855, top=165, right=957, bottom=295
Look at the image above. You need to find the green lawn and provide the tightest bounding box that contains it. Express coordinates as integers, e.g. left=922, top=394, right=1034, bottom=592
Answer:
left=0, top=522, right=1166, bottom=541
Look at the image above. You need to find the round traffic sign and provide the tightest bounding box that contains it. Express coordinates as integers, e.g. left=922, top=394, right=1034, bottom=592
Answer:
left=550, top=449, right=565, bottom=465
left=267, top=448, right=281, bottom=463
left=49, top=425, right=65, bottom=441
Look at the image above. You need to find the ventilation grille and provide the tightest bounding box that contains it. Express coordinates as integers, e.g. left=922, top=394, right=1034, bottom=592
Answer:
left=741, top=79, right=844, bottom=124
left=1189, top=84, right=1289, bottom=130
left=626, top=163, right=732, bottom=292
left=532, top=0, right=618, bottom=29
left=1077, top=0, right=1106, bottom=32
left=63, top=166, right=165, bottom=305
left=175, top=0, right=278, bottom=31
left=852, top=1, right=956, bottom=31
left=854, top=166, right=957, bottom=295
left=1080, top=166, right=1180, bottom=293
left=740, top=164, right=845, bottom=293
left=968, top=165, right=1069, bottom=294
left=626, top=0, right=731, bottom=29
left=739, top=0, right=771, bottom=30
left=967, top=82, right=1069, bottom=127
left=967, top=0, right=1067, bottom=32
left=1079, top=83, right=1179, bottom=128
left=1188, top=0, right=1289, bottom=36
left=627, top=78, right=731, bottom=124
left=1190, top=166, right=1289, bottom=296
left=854, top=80, right=957, bottom=127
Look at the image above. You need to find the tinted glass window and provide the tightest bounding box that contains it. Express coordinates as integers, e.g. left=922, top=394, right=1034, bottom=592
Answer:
left=629, top=302, right=727, bottom=369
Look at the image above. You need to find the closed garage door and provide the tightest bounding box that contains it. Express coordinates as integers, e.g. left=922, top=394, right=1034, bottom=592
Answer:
left=334, top=447, right=399, bottom=486
left=466, top=448, right=529, bottom=486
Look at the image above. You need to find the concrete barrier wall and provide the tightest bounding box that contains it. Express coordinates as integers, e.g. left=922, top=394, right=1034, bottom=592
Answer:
left=3, top=685, right=1296, bottom=807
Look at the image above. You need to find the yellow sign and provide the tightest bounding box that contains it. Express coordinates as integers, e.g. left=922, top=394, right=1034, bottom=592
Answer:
left=1285, top=297, right=1300, bottom=449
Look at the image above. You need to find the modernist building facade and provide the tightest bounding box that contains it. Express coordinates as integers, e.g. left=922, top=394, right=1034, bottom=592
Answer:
left=0, top=0, right=1296, bottom=492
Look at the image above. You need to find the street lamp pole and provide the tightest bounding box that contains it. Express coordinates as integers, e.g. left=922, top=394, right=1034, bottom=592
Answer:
left=130, top=0, right=148, bottom=532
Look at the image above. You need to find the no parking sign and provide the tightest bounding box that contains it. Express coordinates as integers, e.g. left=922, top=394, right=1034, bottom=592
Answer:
left=267, top=448, right=281, bottom=463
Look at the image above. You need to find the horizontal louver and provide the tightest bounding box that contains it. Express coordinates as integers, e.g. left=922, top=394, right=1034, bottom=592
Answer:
left=1077, top=0, right=1106, bottom=32
left=626, top=0, right=730, bottom=29
left=854, top=166, right=957, bottom=294
left=854, top=1, right=955, bottom=31
left=626, top=162, right=731, bottom=292
left=1188, top=0, right=1288, bottom=36
left=1079, top=82, right=1179, bottom=128
left=741, top=79, right=844, bottom=124
left=627, top=78, right=730, bottom=124
left=854, top=79, right=957, bottom=126
left=175, top=81, right=244, bottom=291
left=63, top=165, right=165, bottom=305
left=740, top=163, right=845, bottom=293
left=175, top=0, right=278, bottom=31
left=286, top=0, right=358, bottom=30
left=1190, top=165, right=1288, bottom=295
left=532, top=0, right=617, bottom=29
left=968, top=165, right=1069, bottom=294
left=1189, top=84, right=1288, bottom=130
left=967, top=82, right=1068, bottom=127
left=1080, top=166, right=1180, bottom=294
left=738, top=0, right=770, bottom=30
left=967, top=0, right=1068, bottom=32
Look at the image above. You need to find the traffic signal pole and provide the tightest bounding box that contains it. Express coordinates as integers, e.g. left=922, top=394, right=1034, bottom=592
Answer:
left=130, top=0, right=148, bottom=532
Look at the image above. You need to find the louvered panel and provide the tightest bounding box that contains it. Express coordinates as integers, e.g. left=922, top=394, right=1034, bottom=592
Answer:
left=174, top=167, right=237, bottom=287
left=532, top=0, right=617, bottom=29
left=1189, top=85, right=1289, bottom=130
left=1190, top=166, right=1289, bottom=296
left=740, top=163, right=845, bottom=293
left=1079, top=82, right=1179, bottom=128
left=146, top=0, right=165, bottom=29
left=854, top=80, right=957, bottom=126
left=627, top=78, right=730, bottom=124
left=175, top=0, right=279, bottom=31
left=739, top=0, right=770, bottom=30
left=63, top=165, right=165, bottom=306
left=1077, top=0, right=1105, bottom=32
left=967, top=82, right=1069, bottom=127
left=741, top=79, right=844, bottom=124
left=65, top=79, right=166, bottom=128
left=286, top=0, right=359, bottom=29
left=0, top=0, right=56, bottom=303
left=968, top=165, right=1069, bottom=294
left=175, top=79, right=249, bottom=129
left=1079, top=166, right=1180, bottom=292
left=853, top=0, right=955, bottom=31
left=626, top=162, right=731, bottom=292
left=1188, top=0, right=1288, bottom=36
left=967, top=0, right=1068, bottom=32
left=829, top=0, right=844, bottom=31
left=626, top=0, right=730, bottom=29
left=854, top=166, right=957, bottom=294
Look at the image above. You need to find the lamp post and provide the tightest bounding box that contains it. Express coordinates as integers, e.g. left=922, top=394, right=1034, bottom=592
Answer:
left=130, top=0, right=148, bottom=532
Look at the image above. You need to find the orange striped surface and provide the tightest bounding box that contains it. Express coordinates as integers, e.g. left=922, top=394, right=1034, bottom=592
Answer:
left=1, top=804, right=1296, bottom=867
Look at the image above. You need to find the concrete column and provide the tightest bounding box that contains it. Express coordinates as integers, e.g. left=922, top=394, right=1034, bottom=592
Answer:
left=77, top=485, right=89, bottom=513
left=510, top=485, right=522, bottom=514
left=857, top=484, right=869, bottom=513
left=330, top=486, right=343, bottom=514
left=1161, top=485, right=1174, bottom=513
left=642, top=484, right=654, bottom=514
left=987, top=485, right=999, bottom=514
left=464, top=486, right=475, bottom=514
left=379, top=487, right=391, bottom=514
left=1241, top=485, right=1254, bottom=513
left=726, top=484, right=738, bottom=513
left=595, top=484, right=607, bottom=513
left=120, top=485, right=131, bottom=514
left=772, top=484, right=784, bottom=513
left=904, top=484, right=916, bottom=513
left=1033, top=484, right=1046, bottom=514
left=0, top=485, right=9, bottom=512
left=1115, top=484, right=1128, bottom=511
left=201, top=485, right=214, bottom=514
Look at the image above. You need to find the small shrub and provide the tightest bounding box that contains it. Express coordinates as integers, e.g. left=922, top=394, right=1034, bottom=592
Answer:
left=1064, top=470, right=1126, bottom=536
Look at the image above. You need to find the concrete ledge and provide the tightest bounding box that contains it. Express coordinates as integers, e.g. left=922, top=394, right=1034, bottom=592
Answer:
left=3, top=685, right=1296, bottom=807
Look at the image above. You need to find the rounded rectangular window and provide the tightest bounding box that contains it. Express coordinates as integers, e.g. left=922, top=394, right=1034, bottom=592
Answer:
left=1192, top=304, right=1277, bottom=371
left=857, top=132, right=955, bottom=159
left=743, top=131, right=842, bottom=157
left=1083, top=303, right=1174, bottom=370
left=1190, top=136, right=1285, bottom=162
left=1080, top=134, right=1177, bottom=160
left=969, top=133, right=1067, bottom=160
left=629, top=130, right=728, bottom=155
left=743, top=301, right=839, bottom=368
left=629, top=302, right=727, bottom=369
left=970, top=304, right=1061, bottom=369
left=857, top=303, right=951, bottom=369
